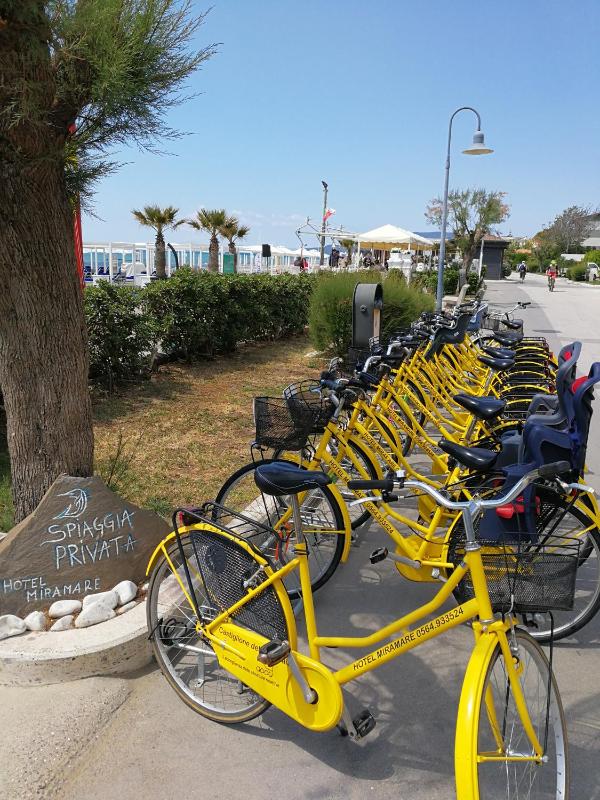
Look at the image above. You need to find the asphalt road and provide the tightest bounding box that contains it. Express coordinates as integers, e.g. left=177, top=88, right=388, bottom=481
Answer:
left=3, top=272, right=600, bottom=800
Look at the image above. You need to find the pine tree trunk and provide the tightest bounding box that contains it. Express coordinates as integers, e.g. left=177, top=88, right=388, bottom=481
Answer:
left=0, top=160, right=94, bottom=523
left=208, top=233, right=219, bottom=272
left=0, top=3, right=94, bottom=523
left=155, top=229, right=167, bottom=278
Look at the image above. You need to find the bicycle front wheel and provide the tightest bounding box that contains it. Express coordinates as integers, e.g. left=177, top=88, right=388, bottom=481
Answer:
left=457, top=628, right=568, bottom=799
left=447, top=487, right=600, bottom=642
left=215, top=459, right=346, bottom=597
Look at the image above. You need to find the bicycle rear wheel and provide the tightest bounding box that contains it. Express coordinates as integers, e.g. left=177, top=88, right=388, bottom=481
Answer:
left=457, top=629, right=568, bottom=798
left=147, top=537, right=274, bottom=722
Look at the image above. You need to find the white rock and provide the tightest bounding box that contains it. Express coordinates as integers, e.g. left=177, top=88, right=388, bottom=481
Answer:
left=116, top=601, right=137, bottom=615
left=82, top=590, right=118, bottom=611
left=140, top=582, right=149, bottom=594
left=113, top=580, right=137, bottom=606
left=50, top=614, right=74, bottom=632
left=48, top=599, right=82, bottom=618
left=0, top=614, right=26, bottom=641
left=75, top=600, right=116, bottom=628
left=24, top=611, right=47, bottom=632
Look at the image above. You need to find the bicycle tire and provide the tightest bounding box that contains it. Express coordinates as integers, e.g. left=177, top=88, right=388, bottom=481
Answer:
left=215, top=459, right=346, bottom=597
left=447, top=486, right=600, bottom=642
left=272, top=438, right=381, bottom=531
left=456, top=628, right=568, bottom=799
left=147, top=537, right=273, bottom=723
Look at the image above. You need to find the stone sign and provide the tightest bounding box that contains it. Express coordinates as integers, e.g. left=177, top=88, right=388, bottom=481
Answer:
left=0, top=475, right=170, bottom=616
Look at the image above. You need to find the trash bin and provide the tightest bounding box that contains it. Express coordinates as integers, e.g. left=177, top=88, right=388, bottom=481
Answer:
left=352, top=282, right=383, bottom=349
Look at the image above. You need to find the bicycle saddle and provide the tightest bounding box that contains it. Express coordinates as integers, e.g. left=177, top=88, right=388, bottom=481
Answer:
left=438, top=439, right=498, bottom=472
left=502, top=319, right=523, bottom=331
left=481, top=346, right=515, bottom=359
left=478, top=355, right=515, bottom=371
left=493, top=331, right=523, bottom=346
left=454, top=393, right=506, bottom=421
left=254, top=462, right=331, bottom=497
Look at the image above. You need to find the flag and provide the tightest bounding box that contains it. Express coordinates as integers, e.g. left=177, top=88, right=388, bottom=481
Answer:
left=323, top=208, right=336, bottom=222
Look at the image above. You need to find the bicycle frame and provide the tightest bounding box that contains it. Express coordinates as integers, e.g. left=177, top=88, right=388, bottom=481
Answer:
left=160, top=517, right=545, bottom=771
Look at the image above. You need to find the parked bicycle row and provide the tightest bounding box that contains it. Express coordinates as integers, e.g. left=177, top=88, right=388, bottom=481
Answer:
left=146, top=291, right=600, bottom=798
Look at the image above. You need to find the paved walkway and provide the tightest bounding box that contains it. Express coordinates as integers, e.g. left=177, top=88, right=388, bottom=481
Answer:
left=3, top=275, right=600, bottom=800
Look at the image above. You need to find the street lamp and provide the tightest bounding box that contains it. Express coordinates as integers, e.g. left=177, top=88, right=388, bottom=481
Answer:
left=319, top=180, right=328, bottom=268
left=435, top=107, right=493, bottom=311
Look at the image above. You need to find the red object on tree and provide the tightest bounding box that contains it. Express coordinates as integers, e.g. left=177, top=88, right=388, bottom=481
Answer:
left=73, top=200, right=84, bottom=289
left=68, top=123, right=85, bottom=289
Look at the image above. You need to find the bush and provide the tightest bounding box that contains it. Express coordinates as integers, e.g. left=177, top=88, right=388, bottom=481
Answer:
left=308, top=270, right=434, bottom=355
left=567, top=264, right=587, bottom=282
left=143, top=269, right=315, bottom=360
left=85, top=270, right=316, bottom=390
left=85, top=282, right=156, bottom=390
left=581, top=250, right=600, bottom=266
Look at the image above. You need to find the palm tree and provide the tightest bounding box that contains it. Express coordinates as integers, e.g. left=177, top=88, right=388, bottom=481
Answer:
left=219, top=216, right=251, bottom=272
left=184, top=208, right=228, bottom=272
left=339, top=238, right=355, bottom=267
left=131, top=205, right=180, bottom=279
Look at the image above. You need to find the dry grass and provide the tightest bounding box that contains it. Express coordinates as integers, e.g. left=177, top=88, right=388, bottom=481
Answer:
left=93, top=334, right=326, bottom=518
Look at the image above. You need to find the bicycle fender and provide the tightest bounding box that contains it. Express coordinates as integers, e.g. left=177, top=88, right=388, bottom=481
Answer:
left=455, top=631, right=499, bottom=800
left=146, top=531, right=179, bottom=577
left=327, top=483, right=353, bottom=562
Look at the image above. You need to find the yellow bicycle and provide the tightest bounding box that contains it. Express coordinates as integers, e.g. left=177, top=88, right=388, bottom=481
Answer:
left=147, top=460, right=579, bottom=798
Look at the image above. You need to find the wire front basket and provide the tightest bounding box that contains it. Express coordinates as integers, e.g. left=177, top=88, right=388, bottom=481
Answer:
left=253, top=396, right=313, bottom=451
left=283, top=380, right=335, bottom=434
left=461, top=537, right=581, bottom=614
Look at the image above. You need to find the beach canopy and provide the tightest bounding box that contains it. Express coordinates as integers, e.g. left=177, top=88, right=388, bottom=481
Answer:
left=356, top=224, right=434, bottom=250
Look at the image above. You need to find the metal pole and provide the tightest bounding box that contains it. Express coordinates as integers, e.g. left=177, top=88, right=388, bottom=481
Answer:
left=435, top=106, right=483, bottom=312
left=435, top=133, right=452, bottom=312
left=319, top=181, right=328, bottom=268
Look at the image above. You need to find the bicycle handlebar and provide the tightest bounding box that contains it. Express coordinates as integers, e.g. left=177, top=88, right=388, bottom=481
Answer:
left=348, top=461, right=578, bottom=515
left=404, top=461, right=573, bottom=514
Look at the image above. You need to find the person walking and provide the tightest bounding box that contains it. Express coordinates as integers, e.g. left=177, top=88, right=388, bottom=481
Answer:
left=518, top=261, right=527, bottom=282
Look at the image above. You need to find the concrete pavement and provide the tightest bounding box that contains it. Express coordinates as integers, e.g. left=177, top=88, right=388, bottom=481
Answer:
left=2, top=274, right=600, bottom=800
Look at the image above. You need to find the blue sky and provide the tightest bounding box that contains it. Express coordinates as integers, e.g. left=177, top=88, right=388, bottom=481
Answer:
left=83, top=0, right=600, bottom=248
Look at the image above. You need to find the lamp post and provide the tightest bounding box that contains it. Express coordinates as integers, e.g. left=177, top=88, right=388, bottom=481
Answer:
left=319, top=180, right=328, bottom=268
left=435, top=107, right=493, bottom=312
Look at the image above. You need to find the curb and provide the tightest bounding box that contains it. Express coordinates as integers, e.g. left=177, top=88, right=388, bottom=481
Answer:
left=0, top=600, right=152, bottom=686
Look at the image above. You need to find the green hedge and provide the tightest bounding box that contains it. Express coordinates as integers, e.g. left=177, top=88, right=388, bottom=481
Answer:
left=308, top=270, right=434, bottom=356
left=85, top=282, right=156, bottom=390
left=85, top=271, right=316, bottom=388
left=144, top=270, right=315, bottom=359
left=567, top=264, right=587, bottom=282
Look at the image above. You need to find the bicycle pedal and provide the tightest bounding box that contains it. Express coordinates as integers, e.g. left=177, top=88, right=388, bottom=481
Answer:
left=257, top=638, right=291, bottom=666
left=352, top=709, right=376, bottom=738
left=370, top=547, right=388, bottom=564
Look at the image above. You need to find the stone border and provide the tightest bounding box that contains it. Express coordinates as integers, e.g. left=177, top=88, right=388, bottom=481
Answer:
left=0, top=599, right=152, bottom=685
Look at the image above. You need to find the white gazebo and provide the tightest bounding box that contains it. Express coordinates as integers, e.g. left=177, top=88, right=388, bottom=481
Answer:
left=355, top=224, right=434, bottom=252
left=353, top=224, right=435, bottom=277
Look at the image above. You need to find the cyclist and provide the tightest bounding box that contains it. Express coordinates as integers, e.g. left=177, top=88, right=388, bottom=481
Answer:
left=518, top=261, right=527, bottom=282
left=546, top=260, right=557, bottom=292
